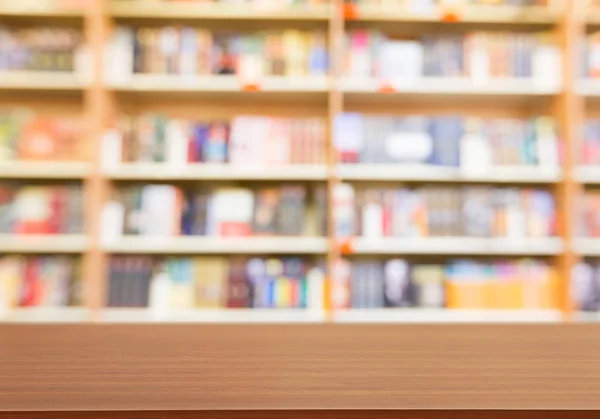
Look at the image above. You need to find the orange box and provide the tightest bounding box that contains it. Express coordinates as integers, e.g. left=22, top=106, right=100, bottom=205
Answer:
left=446, top=280, right=489, bottom=309
left=378, top=84, right=396, bottom=94
left=343, top=3, right=359, bottom=20
left=487, top=280, right=523, bottom=309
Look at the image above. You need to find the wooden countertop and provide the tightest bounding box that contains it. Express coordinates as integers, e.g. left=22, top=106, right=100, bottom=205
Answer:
left=2, top=324, right=600, bottom=412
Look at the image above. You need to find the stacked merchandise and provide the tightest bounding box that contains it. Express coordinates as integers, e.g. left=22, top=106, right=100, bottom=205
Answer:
left=0, top=26, right=83, bottom=72
left=334, top=114, right=559, bottom=168
left=582, top=33, right=600, bottom=79
left=109, top=27, right=328, bottom=78
left=572, top=260, right=600, bottom=312
left=581, top=120, right=600, bottom=165
left=580, top=190, right=600, bottom=238
left=110, top=184, right=327, bottom=237
left=335, top=258, right=558, bottom=310
left=0, top=109, right=85, bottom=162
left=334, top=184, right=556, bottom=239
left=344, top=30, right=560, bottom=83
left=118, top=114, right=326, bottom=165
left=0, top=184, right=84, bottom=235
left=0, top=256, right=82, bottom=310
left=107, top=256, right=320, bottom=309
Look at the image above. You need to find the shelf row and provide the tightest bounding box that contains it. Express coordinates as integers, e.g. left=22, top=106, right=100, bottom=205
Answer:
left=7, top=74, right=600, bottom=101
left=0, top=74, right=574, bottom=95
left=12, top=162, right=600, bottom=184
left=1, top=307, right=567, bottom=324
left=0, top=162, right=574, bottom=183
left=12, top=1, right=600, bottom=29
left=0, top=2, right=566, bottom=25
left=0, top=235, right=589, bottom=255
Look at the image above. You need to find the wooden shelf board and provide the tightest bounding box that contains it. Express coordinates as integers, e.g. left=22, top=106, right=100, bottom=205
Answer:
left=572, top=311, right=600, bottom=322
left=104, top=236, right=328, bottom=254
left=100, top=308, right=325, bottom=323
left=0, top=2, right=85, bottom=18
left=0, top=162, right=90, bottom=179
left=337, top=164, right=561, bottom=183
left=0, top=71, right=87, bottom=91
left=108, top=164, right=328, bottom=181
left=574, top=166, right=600, bottom=183
left=573, top=238, right=600, bottom=256
left=348, top=237, right=564, bottom=256
left=2, top=307, right=90, bottom=323
left=110, top=74, right=330, bottom=93
left=0, top=235, right=88, bottom=253
left=576, top=79, right=600, bottom=98
left=110, top=1, right=331, bottom=21
left=349, top=5, right=558, bottom=25
left=587, top=13, right=600, bottom=26
left=342, top=77, right=561, bottom=97
left=333, top=309, right=562, bottom=324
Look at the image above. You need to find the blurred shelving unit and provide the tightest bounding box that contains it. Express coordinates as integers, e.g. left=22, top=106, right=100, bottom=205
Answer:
left=336, top=0, right=580, bottom=323
left=574, top=1, right=600, bottom=320
left=1, top=0, right=597, bottom=324
left=0, top=0, right=101, bottom=324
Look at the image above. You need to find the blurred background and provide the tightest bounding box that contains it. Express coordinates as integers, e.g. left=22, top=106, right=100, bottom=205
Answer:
left=1, top=0, right=598, bottom=324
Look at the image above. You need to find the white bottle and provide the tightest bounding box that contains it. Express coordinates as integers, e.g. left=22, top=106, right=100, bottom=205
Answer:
left=460, top=118, right=491, bottom=178
left=100, top=201, right=124, bottom=247
left=100, top=128, right=123, bottom=174
left=307, top=266, right=325, bottom=320
left=149, top=269, right=171, bottom=321
left=535, top=117, right=560, bottom=170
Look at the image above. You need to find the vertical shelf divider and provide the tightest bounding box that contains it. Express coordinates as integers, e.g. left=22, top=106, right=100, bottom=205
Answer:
left=83, top=0, right=111, bottom=320
left=556, top=0, right=585, bottom=318
left=326, top=0, right=344, bottom=320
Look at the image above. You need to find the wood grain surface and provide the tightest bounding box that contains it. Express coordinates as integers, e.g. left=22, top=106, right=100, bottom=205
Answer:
left=1, top=412, right=600, bottom=419
left=3, top=324, right=600, bottom=411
